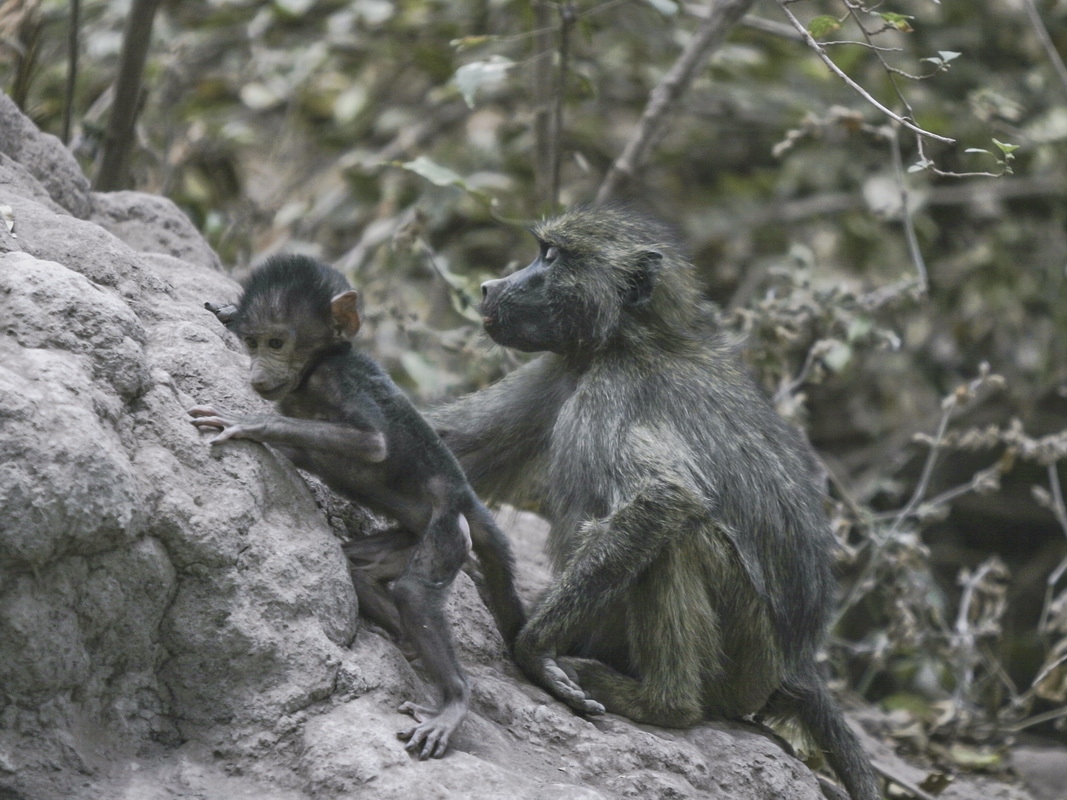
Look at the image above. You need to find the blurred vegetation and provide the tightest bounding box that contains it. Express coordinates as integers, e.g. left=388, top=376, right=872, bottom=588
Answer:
left=4, top=0, right=1067, bottom=779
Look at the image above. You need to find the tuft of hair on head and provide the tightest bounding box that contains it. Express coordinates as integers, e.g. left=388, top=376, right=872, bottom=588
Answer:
left=235, top=254, right=352, bottom=327
left=532, top=203, right=685, bottom=263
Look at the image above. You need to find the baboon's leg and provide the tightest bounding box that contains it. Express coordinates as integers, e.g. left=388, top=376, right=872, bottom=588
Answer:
left=514, top=482, right=708, bottom=715
left=560, top=542, right=717, bottom=727
left=343, top=531, right=417, bottom=650
left=391, top=507, right=471, bottom=759
left=464, top=500, right=526, bottom=647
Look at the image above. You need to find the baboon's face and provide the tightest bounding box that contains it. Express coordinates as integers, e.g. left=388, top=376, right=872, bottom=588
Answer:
left=233, top=315, right=309, bottom=401
left=231, top=293, right=342, bottom=401
left=480, top=221, right=660, bottom=356
left=480, top=242, right=575, bottom=353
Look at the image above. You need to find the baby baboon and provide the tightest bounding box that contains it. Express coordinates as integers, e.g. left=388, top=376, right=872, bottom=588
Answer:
left=188, top=255, right=525, bottom=759
left=431, top=207, right=880, bottom=800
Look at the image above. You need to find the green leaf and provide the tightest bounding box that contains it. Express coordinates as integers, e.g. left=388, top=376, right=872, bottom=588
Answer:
left=846, top=316, right=873, bottom=342
left=822, top=341, right=853, bottom=373
left=393, top=157, right=495, bottom=207
left=398, top=156, right=468, bottom=189
left=450, top=35, right=494, bottom=52
left=991, top=138, right=1020, bottom=155
left=453, top=56, right=515, bottom=108
left=807, top=15, right=842, bottom=38
left=947, top=744, right=1002, bottom=770
left=938, top=50, right=962, bottom=62
left=878, top=12, right=914, bottom=33
left=964, top=148, right=992, bottom=155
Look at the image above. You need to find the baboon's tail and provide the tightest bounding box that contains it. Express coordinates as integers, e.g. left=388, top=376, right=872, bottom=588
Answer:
left=768, top=675, right=882, bottom=800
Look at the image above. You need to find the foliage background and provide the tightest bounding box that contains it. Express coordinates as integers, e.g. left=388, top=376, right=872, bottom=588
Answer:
left=4, top=0, right=1066, bottom=772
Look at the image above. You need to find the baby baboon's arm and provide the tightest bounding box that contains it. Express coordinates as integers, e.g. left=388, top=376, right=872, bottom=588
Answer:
left=188, top=404, right=387, bottom=461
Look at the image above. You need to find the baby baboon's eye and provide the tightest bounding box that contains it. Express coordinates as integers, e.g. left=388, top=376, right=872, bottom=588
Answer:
left=268, top=338, right=285, bottom=350
left=244, top=337, right=258, bottom=350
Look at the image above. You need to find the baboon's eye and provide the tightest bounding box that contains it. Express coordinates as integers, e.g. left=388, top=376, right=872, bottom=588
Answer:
left=267, top=338, right=285, bottom=350
left=245, top=337, right=258, bottom=350
left=543, top=246, right=559, bottom=264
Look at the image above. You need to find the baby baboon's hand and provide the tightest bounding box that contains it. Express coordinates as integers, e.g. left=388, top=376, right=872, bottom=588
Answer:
left=187, top=405, right=260, bottom=444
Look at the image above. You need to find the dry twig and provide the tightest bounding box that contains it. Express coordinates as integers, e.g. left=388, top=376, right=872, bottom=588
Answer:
left=596, top=0, right=757, bottom=202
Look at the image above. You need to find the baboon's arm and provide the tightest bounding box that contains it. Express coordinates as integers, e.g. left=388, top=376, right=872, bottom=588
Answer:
left=188, top=405, right=387, bottom=461
left=429, top=355, right=570, bottom=504
left=514, top=480, right=704, bottom=712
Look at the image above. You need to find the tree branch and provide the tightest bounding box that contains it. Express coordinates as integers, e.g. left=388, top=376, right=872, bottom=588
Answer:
left=532, top=2, right=556, bottom=210
left=63, top=0, right=80, bottom=145
left=94, top=0, right=161, bottom=191
left=1022, top=0, right=1067, bottom=100
left=551, top=1, right=576, bottom=210
left=886, top=124, right=928, bottom=292
left=775, top=0, right=954, bottom=145
left=596, top=0, right=758, bottom=203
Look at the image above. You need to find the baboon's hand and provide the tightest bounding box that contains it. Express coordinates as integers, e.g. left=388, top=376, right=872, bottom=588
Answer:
left=515, top=635, right=605, bottom=716
left=397, top=701, right=462, bottom=760
left=187, top=405, right=260, bottom=444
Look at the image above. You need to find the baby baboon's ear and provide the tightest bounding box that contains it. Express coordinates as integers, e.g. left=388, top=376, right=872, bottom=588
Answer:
left=331, top=290, right=362, bottom=338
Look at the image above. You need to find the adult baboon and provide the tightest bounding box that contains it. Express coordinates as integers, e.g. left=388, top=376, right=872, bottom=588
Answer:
left=431, top=207, right=880, bottom=800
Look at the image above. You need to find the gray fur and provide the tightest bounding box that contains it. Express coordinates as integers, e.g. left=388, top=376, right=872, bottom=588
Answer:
left=431, top=207, right=880, bottom=800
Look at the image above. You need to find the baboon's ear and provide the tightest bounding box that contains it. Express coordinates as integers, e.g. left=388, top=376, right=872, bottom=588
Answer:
left=622, top=250, right=662, bottom=307
left=331, top=290, right=362, bottom=337
left=205, top=301, right=239, bottom=327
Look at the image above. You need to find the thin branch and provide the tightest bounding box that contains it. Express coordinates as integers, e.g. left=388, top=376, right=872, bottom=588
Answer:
left=775, top=1, right=954, bottom=144
left=551, top=2, right=576, bottom=209
left=869, top=463, right=1001, bottom=524
left=1004, top=704, right=1067, bottom=732
left=720, top=175, right=1062, bottom=233
left=821, top=40, right=904, bottom=54
left=1038, top=463, right=1067, bottom=633
left=1047, top=462, right=1067, bottom=535
left=886, top=124, right=929, bottom=292
left=596, top=0, right=758, bottom=203
left=1022, top=0, right=1067, bottom=99
left=951, top=559, right=1000, bottom=707
left=532, top=2, right=556, bottom=210
left=841, top=3, right=931, bottom=121
left=773, top=340, right=827, bottom=406
left=872, top=762, right=940, bottom=800
left=63, top=0, right=80, bottom=145
left=834, top=395, right=953, bottom=626
left=888, top=403, right=958, bottom=536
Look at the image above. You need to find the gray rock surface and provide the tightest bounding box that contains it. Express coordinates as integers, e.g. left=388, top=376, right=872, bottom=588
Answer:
left=0, top=92, right=92, bottom=218
left=0, top=91, right=1050, bottom=800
